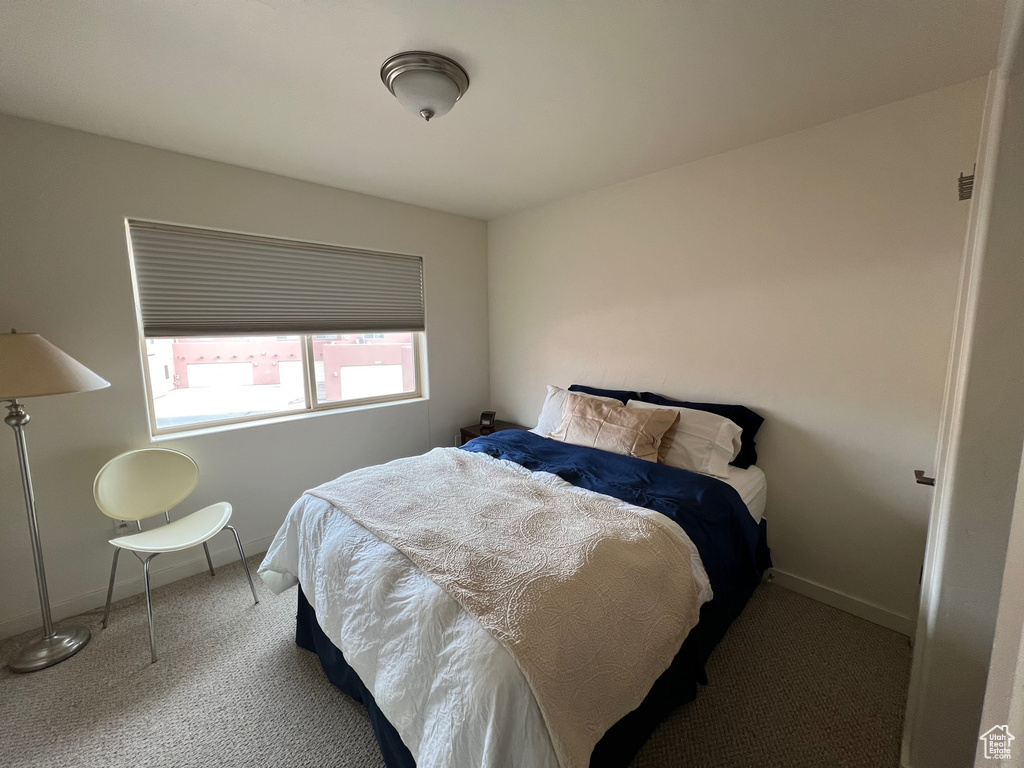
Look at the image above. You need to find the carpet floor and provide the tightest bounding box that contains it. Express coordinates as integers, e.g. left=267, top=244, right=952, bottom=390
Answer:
left=0, top=557, right=911, bottom=767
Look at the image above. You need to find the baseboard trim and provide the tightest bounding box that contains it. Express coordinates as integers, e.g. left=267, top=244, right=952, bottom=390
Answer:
left=0, top=534, right=274, bottom=641
left=770, top=568, right=914, bottom=636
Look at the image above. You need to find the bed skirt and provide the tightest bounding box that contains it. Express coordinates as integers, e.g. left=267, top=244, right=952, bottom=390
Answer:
left=293, top=517, right=768, bottom=768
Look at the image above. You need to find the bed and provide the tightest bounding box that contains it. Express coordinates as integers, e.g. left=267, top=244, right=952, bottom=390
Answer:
left=260, top=428, right=771, bottom=768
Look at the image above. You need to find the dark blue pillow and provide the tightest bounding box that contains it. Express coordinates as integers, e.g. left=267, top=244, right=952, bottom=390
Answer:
left=639, top=392, right=764, bottom=469
left=568, top=384, right=639, bottom=406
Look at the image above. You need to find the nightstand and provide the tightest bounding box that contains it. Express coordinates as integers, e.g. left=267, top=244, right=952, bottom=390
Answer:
left=459, top=419, right=529, bottom=446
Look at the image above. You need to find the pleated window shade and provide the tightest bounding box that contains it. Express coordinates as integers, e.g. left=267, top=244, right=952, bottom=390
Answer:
left=127, top=221, right=425, bottom=337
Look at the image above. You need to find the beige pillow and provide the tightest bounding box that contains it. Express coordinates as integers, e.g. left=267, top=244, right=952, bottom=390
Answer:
left=626, top=399, right=742, bottom=478
left=549, top=393, right=678, bottom=462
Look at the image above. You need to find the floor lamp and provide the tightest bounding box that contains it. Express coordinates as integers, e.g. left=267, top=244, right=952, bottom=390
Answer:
left=0, top=330, right=109, bottom=673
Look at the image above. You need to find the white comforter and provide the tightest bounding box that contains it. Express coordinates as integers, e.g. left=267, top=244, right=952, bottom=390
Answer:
left=259, top=452, right=712, bottom=768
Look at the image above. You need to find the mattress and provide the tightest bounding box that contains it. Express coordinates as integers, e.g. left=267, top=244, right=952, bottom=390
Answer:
left=721, top=464, right=768, bottom=523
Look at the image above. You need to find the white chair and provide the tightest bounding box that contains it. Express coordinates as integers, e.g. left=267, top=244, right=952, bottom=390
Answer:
left=94, top=447, right=258, bottom=662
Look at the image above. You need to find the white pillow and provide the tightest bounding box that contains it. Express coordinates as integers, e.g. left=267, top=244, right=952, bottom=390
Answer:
left=531, top=385, right=622, bottom=437
left=626, top=399, right=742, bottom=478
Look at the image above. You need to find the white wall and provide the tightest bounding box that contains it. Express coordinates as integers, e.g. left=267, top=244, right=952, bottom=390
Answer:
left=0, top=113, right=489, bottom=638
left=488, top=79, right=986, bottom=629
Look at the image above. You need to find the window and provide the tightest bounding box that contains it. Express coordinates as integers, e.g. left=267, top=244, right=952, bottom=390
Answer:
left=127, top=221, right=424, bottom=434
left=313, top=333, right=417, bottom=404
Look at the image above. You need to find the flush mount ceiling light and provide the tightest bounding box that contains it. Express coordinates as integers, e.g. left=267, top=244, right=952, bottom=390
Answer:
left=381, top=51, right=470, bottom=122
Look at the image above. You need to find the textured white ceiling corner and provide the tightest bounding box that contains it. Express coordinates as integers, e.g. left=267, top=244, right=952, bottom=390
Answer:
left=0, top=0, right=1005, bottom=220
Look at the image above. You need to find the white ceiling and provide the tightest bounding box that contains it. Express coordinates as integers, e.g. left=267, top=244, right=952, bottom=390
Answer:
left=0, top=1, right=1005, bottom=220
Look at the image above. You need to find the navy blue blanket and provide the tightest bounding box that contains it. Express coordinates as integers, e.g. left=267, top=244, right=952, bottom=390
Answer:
left=296, top=431, right=771, bottom=768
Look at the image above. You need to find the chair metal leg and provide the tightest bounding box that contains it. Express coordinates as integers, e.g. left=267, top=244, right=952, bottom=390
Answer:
left=202, top=542, right=216, bottom=576
left=142, top=554, right=159, bottom=663
left=102, top=548, right=120, bottom=629
left=224, top=525, right=259, bottom=605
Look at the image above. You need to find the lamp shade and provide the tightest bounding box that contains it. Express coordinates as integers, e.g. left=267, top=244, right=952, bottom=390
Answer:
left=0, top=332, right=110, bottom=400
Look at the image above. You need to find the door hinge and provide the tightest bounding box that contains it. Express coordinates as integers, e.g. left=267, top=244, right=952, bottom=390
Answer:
left=914, top=469, right=936, bottom=487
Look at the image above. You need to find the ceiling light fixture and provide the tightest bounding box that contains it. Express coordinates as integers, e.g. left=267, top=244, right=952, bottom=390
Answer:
left=381, top=51, right=469, bottom=122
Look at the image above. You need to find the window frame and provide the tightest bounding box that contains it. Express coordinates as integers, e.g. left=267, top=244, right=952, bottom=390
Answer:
left=126, top=218, right=427, bottom=438
left=139, top=331, right=424, bottom=438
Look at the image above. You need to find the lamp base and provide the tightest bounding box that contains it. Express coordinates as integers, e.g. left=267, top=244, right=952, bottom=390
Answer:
left=8, top=626, right=90, bottom=673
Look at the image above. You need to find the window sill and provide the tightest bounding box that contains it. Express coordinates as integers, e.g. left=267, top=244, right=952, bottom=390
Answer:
left=149, top=395, right=428, bottom=443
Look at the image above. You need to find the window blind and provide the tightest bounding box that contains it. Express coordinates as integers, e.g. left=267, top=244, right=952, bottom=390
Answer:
left=127, top=221, right=425, bottom=337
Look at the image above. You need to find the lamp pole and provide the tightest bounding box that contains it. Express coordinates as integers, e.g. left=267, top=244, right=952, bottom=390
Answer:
left=5, top=399, right=90, bottom=672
